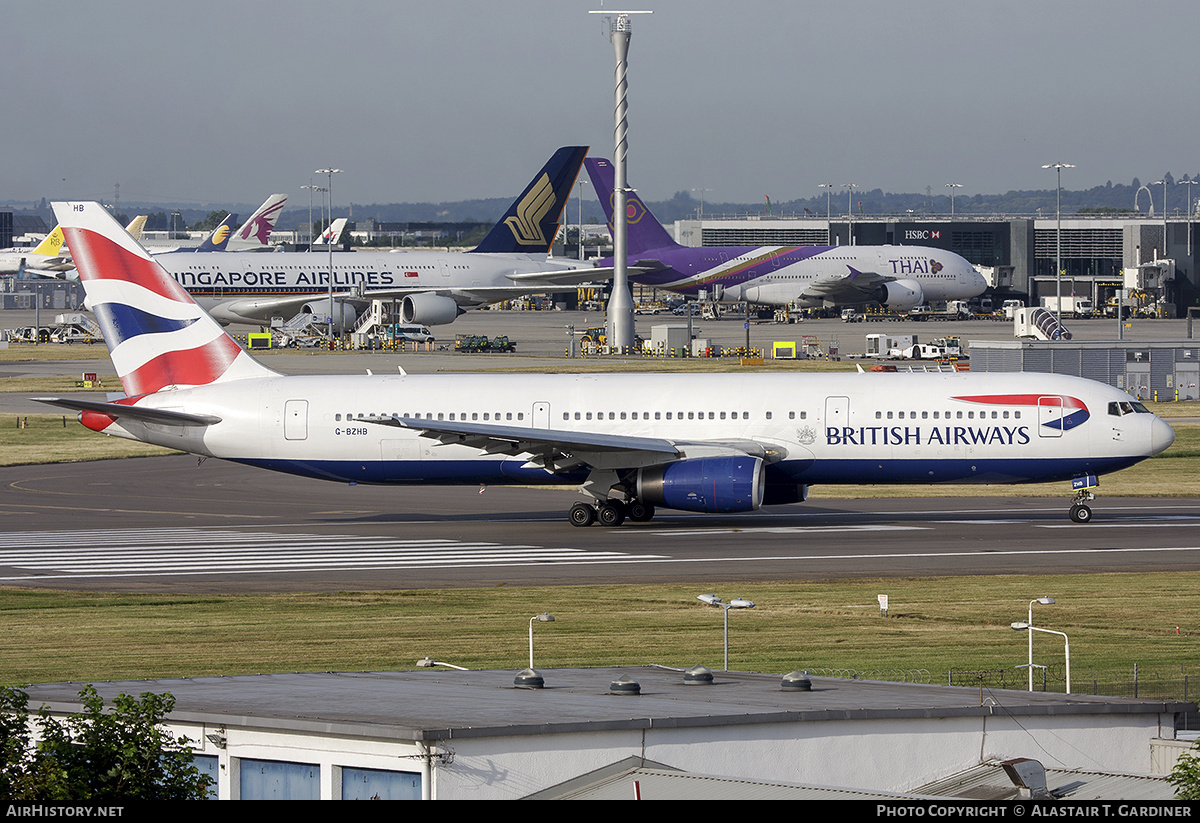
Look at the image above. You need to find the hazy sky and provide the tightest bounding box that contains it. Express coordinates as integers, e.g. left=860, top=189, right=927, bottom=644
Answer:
left=5, top=0, right=1197, bottom=208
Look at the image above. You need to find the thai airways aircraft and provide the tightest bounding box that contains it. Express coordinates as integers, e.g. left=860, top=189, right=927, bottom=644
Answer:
left=584, top=158, right=986, bottom=312
left=37, top=201, right=1175, bottom=528
left=149, top=147, right=601, bottom=329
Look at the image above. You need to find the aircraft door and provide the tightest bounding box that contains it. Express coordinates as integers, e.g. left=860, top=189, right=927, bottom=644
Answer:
left=532, top=401, right=550, bottom=429
left=284, top=399, right=308, bottom=441
left=825, top=396, right=849, bottom=431
left=1037, top=396, right=1063, bottom=438
left=438, top=258, right=451, bottom=278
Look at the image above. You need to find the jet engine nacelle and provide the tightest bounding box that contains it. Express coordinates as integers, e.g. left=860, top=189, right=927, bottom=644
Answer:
left=874, top=279, right=924, bottom=311
left=635, top=456, right=765, bottom=514
left=302, top=300, right=358, bottom=334
left=401, top=293, right=462, bottom=326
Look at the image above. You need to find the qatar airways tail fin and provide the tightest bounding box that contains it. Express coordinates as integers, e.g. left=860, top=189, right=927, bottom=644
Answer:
left=232, top=193, right=287, bottom=248
left=472, top=146, right=588, bottom=254
left=584, top=156, right=679, bottom=257
left=51, top=201, right=277, bottom=398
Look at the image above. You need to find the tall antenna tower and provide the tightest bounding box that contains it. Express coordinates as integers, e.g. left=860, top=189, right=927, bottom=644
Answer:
left=114, top=183, right=120, bottom=215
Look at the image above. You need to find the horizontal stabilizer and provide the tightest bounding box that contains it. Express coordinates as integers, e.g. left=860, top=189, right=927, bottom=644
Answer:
left=32, top=397, right=222, bottom=427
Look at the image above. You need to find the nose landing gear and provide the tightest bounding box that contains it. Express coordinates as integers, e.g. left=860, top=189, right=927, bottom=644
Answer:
left=1069, top=475, right=1097, bottom=524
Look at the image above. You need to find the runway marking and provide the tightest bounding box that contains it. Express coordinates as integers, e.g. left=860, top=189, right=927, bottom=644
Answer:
left=0, top=528, right=667, bottom=580
left=654, top=525, right=929, bottom=537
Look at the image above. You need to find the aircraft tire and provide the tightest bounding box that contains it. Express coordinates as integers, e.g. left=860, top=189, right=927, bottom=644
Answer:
left=1069, top=504, right=1093, bottom=524
left=627, top=500, right=655, bottom=522
left=597, top=500, right=626, bottom=527
left=569, top=502, right=597, bottom=527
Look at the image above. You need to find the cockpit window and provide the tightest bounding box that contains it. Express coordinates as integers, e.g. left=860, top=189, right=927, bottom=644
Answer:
left=1131, top=402, right=1150, bottom=413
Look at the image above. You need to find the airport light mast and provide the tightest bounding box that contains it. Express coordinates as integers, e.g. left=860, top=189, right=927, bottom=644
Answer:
left=1180, top=178, right=1198, bottom=256
left=590, top=9, right=651, bottom=351
left=316, top=168, right=342, bottom=337
left=946, top=182, right=963, bottom=216
left=1042, top=163, right=1074, bottom=331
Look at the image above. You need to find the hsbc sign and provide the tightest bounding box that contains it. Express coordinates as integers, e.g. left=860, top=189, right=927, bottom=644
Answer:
left=904, top=229, right=942, bottom=240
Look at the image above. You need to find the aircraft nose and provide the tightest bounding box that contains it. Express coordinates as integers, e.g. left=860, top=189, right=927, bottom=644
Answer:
left=1151, top=416, right=1175, bottom=456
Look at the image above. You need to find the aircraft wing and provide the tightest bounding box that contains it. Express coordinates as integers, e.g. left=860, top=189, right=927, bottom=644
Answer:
left=32, top=397, right=222, bottom=427
left=505, top=263, right=661, bottom=286
left=798, top=266, right=886, bottom=303
left=365, top=416, right=781, bottom=473
left=214, top=282, right=589, bottom=323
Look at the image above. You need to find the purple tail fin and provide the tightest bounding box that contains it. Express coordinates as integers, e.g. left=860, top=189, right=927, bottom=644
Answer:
left=584, top=157, right=679, bottom=256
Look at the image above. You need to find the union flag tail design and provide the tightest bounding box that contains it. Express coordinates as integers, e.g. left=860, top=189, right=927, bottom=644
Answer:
left=52, top=202, right=276, bottom=398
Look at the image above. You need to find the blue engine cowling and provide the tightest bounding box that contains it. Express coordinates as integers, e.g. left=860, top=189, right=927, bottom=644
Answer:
left=635, top=456, right=765, bottom=514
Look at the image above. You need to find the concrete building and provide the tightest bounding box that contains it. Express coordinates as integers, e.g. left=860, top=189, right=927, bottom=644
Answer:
left=22, top=666, right=1194, bottom=800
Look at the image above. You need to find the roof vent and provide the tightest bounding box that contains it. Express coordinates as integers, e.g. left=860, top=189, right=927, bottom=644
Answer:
left=1001, top=758, right=1050, bottom=799
left=781, top=670, right=812, bottom=691
left=513, top=668, right=545, bottom=689
left=610, top=674, right=641, bottom=695
left=683, top=665, right=714, bottom=685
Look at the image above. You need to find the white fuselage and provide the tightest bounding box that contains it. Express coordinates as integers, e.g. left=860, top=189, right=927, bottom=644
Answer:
left=151, top=250, right=589, bottom=324
left=96, top=371, right=1173, bottom=493
left=637, top=244, right=986, bottom=308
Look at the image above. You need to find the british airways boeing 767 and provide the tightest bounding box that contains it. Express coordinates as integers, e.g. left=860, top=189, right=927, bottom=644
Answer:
left=38, top=201, right=1173, bottom=527
left=585, top=157, right=986, bottom=312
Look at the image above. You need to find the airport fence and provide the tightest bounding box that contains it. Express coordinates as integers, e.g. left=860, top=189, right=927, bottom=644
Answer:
left=948, top=664, right=1200, bottom=706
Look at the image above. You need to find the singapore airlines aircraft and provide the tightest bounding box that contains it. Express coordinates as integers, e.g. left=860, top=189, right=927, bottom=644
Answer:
left=585, top=157, right=987, bottom=312
left=39, top=201, right=1174, bottom=527
left=149, top=147, right=600, bottom=329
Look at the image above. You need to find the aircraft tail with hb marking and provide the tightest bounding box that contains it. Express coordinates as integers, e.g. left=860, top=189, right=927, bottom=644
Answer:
left=50, top=201, right=277, bottom=399
left=472, top=146, right=588, bottom=254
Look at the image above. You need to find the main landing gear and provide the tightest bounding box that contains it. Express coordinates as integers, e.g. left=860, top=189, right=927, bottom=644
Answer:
left=568, top=499, right=656, bottom=527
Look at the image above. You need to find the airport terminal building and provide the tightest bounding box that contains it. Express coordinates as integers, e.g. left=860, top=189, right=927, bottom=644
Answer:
left=672, top=214, right=1199, bottom=316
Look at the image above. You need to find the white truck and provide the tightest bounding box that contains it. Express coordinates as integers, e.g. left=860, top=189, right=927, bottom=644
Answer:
left=1040, top=296, right=1094, bottom=318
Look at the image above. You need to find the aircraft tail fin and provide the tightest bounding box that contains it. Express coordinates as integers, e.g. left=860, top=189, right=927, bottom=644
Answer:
left=31, top=226, right=65, bottom=257
left=584, top=157, right=679, bottom=256
left=124, top=215, right=148, bottom=241
left=313, top=217, right=348, bottom=246
left=51, top=201, right=277, bottom=398
left=473, top=146, right=588, bottom=254
left=193, top=213, right=239, bottom=252
left=234, top=193, right=287, bottom=247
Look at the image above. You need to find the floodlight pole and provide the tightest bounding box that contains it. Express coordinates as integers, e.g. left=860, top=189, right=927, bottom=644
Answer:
left=316, top=168, right=342, bottom=337
left=1042, top=163, right=1074, bottom=330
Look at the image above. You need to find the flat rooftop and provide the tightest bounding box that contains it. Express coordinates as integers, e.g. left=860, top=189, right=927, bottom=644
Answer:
left=23, top=666, right=1192, bottom=742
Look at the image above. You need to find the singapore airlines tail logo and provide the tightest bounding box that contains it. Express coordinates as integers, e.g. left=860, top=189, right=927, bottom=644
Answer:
left=504, top=173, right=556, bottom=247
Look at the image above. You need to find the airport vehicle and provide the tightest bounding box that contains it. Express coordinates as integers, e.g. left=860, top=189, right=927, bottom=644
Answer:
left=150, top=148, right=601, bottom=330
left=387, top=324, right=435, bottom=343
left=584, top=158, right=986, bottom=313
left=1041, top=296, right=1094, bottom=318
left=36, top=201, right=1175, bottom=528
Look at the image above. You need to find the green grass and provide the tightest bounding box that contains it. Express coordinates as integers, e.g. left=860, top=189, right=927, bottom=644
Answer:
left=0, top=415, right=180, bottom=466
left=0, top=574, right=1196, bottom=687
